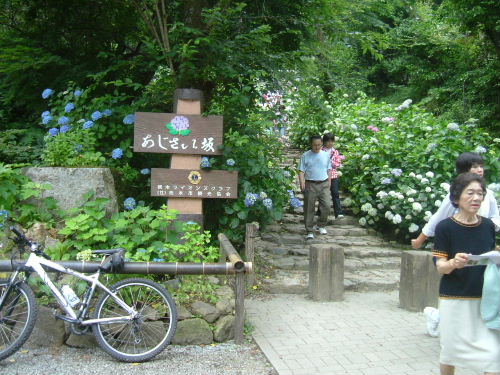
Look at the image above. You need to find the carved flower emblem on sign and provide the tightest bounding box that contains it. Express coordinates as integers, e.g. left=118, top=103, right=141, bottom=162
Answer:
left=166, top=115, right=191, bottom=136
left=188, top=171, right=202, bottom=185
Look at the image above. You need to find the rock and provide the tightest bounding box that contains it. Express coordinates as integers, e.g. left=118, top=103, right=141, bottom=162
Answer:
left=260, top=232, right=280, bottom=243
left=25, top=306, right=66, bottom=348
left=289, top=247, right=309, bottom=256
left=23, top=167, right=118, bottom=216
left=207, top=276, right=219, bottom=285
left=171, top=318, right=213, bottom=345
left=264, top=224, right=282, bottom=233
left=215, top=298, right=234, bottom=315
left=215, top=285, right=234, bottom=300
left=270, top=247, right=288, bottom=255
left=280, top=234, right=304, bottom=245
left=65, top=333, right=97, bottom=348
left=191, top=301, right=221, bottom=323
left=177, top=305, right=193, bottom=320
left=213, top=315, right=235, bottom=342
left=165, top=278, right=181, bottom=291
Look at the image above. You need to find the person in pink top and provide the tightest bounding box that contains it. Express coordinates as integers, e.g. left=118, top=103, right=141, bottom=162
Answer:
left=321, top=133, right=345, bottom=219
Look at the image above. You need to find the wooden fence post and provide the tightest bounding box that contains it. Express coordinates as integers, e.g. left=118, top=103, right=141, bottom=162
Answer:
left=309, top=244, right=344, bottom=301
left=245, top=222, right=258, bottom=286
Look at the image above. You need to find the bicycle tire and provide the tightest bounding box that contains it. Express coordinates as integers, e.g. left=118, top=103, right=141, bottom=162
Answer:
left=0, top=279, right=38, bottom=361
left=93, top=277, right=177, bottom=362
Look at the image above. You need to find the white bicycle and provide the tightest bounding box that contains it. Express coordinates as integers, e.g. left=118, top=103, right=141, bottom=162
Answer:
left=0, top=226, right=177, bottom=362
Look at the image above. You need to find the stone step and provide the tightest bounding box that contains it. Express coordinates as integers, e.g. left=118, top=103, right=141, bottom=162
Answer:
left=263, top=269, right=400, bottom=294
left=258, top=232, right=390, bottom=248
left=261, top=254, right=401, bottom=272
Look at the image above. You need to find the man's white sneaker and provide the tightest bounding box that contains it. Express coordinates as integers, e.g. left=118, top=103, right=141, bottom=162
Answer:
left=305, top=233, right=315, bottom=240
left=318, top=227, right=327, bottom=235
left=423, top=307, right=440, bottom=337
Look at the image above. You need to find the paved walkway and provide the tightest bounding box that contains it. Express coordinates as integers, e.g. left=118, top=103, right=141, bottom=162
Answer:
left=247, top=291, right=476, bottom=375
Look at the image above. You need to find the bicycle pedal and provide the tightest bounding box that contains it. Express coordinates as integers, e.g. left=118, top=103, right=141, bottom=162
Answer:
left=54, top=314, right=80, bottom=324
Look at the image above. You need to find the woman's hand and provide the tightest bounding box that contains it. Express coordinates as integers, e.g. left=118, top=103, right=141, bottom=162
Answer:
left=452, top=253, right=468, bottom=269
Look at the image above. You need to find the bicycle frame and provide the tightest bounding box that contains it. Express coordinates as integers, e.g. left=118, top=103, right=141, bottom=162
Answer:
left=8, top=252, right=138, bottom=325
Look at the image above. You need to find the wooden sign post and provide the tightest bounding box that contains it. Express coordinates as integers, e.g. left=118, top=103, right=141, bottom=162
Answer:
left=134, top=89, right=237, bottom=226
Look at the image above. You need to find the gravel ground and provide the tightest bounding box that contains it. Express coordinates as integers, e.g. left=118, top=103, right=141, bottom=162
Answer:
left=0, top=340, right=277, bottom=375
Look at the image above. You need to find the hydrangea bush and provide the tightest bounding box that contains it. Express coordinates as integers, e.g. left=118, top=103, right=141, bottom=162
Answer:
left=286, top=90, right=499, bottom=240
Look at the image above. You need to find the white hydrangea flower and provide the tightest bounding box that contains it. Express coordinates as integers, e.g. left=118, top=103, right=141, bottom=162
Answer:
left=409, top=172, right=416, bottom=178
left=412, top=202, right=423, bottom=212
left=377, top=203, right=384, bottom=209
left=407, top=197, right=415, bottom=203
left=409, top=223, right=419, bottom=233
left=343, top=197, right=353, bottom=207
left=447, top=122, right=459, bottom=131
left=425, top=187, right=432, bottom=193
left=388, top=191, right=397, bottom=197
left=368, top=208, right=377, bottom=217
left=361, top=203, right=373, bottom=212
left=435, top=200, right=442, bottom=207
left=426, top=171, right=434, bottom=178
left=392, top=214, right=402, bottom=224
left=430, top=194, right=436, bottom=198
left=415, top=174, right=422, bottom=180
left=405, top=214, right=412, bottom=220
left=376, top=191, right=388, bottom=199
left=362, top=154, right=370, bottom=160
left=397, top=193, right=404, bottom=200
left=424, top=126, right=433, bottom=132
left=359, top=217, right=367, bottom=226
left=421, top=178, right=429, bottom=184
left=355, top=137, right=363, bottom=143
left=385, top=211, right=393, bottom=219
left=440, top=183, right=450, bottom=191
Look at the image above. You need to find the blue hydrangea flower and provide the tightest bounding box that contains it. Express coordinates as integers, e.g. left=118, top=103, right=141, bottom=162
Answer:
left=226, top=159, right=235, bottom=166
left=91, top=111, right=102, bottom=121
left=200, top=156, right=211, bottom=168
left=58, top=116, right=70, bottom=125
left=74, top=89, right=82, bottom=97
left=42, top=115, right=53, bottom=125
left=112, top=148, right=123, bottom=159
left=262, top=198, right=273, bottom=210
left=244, top=193, right=258, bottom=207
left=287, top=189, right=295, bottom=198
left=74, top=144, right=83, bottom=152
left=0, top=210, right=9, bottom=218
left=60, top=125, right=71, bottom=133
left=64, top=102, right=75, bottom=113
left=48, top=128, right=59, bottom=136
left=140, top=168, right=150, bottom=175
left=83, top=120, right=94, bottom=129
left=391, top=168, right=403, bottom=177
left=124, top=197, right=136, bottom=210
left=137, top=248, right=147, bottom=253
left=41, top=111, right=51, bottom=118
left=475, top=145, right=487, bottom=154
left=381, top=178, right=392, bottom=185
left=290, top=197, right=303, bottom=208
left=103, top=109, right=113, bottom=117
left=42, top=88, right=54, bottom=99
left=123, top=114, right=135, bottom=125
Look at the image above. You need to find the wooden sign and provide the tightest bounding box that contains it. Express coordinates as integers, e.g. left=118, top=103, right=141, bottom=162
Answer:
left=134, top=112, right=223, bottom=155
left=151, top=168, right=238, bottom=199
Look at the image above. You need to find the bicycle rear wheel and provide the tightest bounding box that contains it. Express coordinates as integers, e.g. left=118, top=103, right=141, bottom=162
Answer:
left=0, top=279, right=37, bottom=361
left=93, top=278, right=177, bottom=362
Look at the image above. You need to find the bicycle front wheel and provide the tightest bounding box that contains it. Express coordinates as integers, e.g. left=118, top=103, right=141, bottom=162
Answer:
left=0, top=279, right=37, bottom=361
left=93, top=278, right=177, bottom=362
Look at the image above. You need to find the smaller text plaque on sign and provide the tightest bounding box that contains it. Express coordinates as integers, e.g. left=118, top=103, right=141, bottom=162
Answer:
left=134, top=112, right=223, bottom=155
left=151, top=169, right=238, bottom=199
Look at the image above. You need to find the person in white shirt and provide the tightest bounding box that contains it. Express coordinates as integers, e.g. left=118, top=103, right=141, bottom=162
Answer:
left=411, top=152, right=500, bottom=338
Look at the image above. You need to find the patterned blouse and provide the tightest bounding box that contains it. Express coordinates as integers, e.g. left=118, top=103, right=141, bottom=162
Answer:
left=322, top=147, right=344, bottom=179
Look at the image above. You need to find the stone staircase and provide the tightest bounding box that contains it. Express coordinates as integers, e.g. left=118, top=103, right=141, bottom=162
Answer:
left=255, top=147, right=405, bottom=294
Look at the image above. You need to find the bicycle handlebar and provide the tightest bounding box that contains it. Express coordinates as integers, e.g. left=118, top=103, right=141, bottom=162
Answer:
left=10, top=226, right=51, bottom=259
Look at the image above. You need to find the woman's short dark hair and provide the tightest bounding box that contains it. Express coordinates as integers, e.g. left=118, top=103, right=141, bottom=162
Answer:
left=322, top=132, right=335, bottom=143
left=309, top=135, right=322, bottom=143
left=455, top=152, right=484, bottom=174
left=449, top=172, right=486, bottom=208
